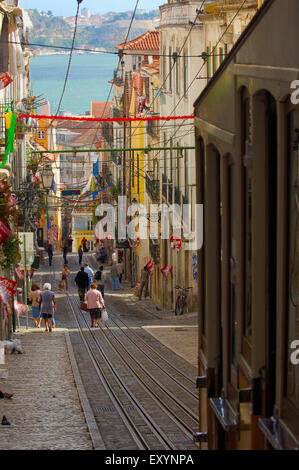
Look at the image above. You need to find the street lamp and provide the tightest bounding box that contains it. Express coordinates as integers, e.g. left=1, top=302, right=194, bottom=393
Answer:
left=41, top=164, right=54, bottom=247
left=41, top=163, right=54, bottom=190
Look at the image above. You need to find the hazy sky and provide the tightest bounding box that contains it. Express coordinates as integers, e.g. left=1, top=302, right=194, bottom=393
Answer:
left=19, top=1, right=163, bottom=16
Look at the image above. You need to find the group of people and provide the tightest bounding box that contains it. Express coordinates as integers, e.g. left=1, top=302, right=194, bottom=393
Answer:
left=74, top=264, right=106, bottom=328
left=28, top=283, right=56, bottom=332
left=74, top=264, right=104, bottom=300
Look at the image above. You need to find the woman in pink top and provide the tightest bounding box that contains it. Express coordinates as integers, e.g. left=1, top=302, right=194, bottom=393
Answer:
left=85, top=283, right=105, bottom=328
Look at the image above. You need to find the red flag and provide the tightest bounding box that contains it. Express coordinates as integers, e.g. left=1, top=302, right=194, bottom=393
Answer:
left=15, top=265, right=25, bottom=281
left=13, top=300, right=29, bottom=317
left=0, top=72, right=13, bottom=90
left=0, top=221, right=11, bottom=245
left=0, top=277, right=17, bottom=303
left=145, top=259, right=155, bottom=276
left=31, top=173, right=41, bottom=183
left=170, top=235, right=181, bottom=250
left=160, top=265, right=170, bottom=278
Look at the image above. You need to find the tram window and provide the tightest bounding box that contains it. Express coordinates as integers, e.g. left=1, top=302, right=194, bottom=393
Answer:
left=244, top=172, right=252, bottom=340
left=242, top=92, right=252, bottom=342
left=286, top=111, right=299, bottom=411
left=229, top=164, right=237, bottom=369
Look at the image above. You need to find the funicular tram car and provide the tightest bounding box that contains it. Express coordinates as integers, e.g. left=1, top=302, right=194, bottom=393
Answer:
left=193, top=0, right=299, bottom=450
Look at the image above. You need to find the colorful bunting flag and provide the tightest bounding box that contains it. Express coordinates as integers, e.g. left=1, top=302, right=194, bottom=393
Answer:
left=0, top=277, right=17, bottom=304
left=13, top=300, right=29, bottom=317
left=0, top=221, right=11, bottom=245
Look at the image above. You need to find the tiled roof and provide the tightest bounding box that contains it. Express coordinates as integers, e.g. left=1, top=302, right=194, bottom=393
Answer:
left=141, top=59, right=160, bottom=76
left=115, top=30, right=159, bottom=52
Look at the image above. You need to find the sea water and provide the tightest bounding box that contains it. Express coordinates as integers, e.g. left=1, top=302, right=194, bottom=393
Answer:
left=30, top=53, right=118, bottom=115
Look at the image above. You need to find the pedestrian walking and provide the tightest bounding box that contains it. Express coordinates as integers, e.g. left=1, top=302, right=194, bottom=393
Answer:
left=98, top=246, right=106, bottom=264
left=74, top=266, right=89, bottom=301
left=111, top=263, right=120, bottom=290
left=139, top=266, right=149, bottom=300
left=39, top=283, right=56, bottom=332
left=60, top=264, right=70, bottom=292
left=85, top=283, right=105, bottom=328
left=82, top=237, right=88, bottom=253
left=117, top=260, right=124, bottom=284
left=47, top=244, right=53, bottom=266
left=78, top=244, right=83, bottom=265
left=63, top=242, right=68, bottom=265
left=84, top=263, right=94, bottom=289
left=94, top=265, right=105, bottom=299
left=28, top=283, right=41, bottom=328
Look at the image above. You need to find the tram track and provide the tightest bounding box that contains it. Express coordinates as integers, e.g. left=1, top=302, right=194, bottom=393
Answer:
left=87, top=255, right=197, bottom=395
left=46, top=255, right=198, bottom=450
left=75, top=298, right=199, bottom=423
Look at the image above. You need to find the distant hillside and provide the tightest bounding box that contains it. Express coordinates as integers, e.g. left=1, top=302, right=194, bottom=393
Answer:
left=26, top=9, right=159, bottom=52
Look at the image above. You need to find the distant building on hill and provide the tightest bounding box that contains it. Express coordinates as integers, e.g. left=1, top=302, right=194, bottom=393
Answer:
left=81, top=8, right=91, bottom=19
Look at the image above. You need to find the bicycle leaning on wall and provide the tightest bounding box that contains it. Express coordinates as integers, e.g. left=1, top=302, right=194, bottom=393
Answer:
left=174, top=285, right=192, bottom=316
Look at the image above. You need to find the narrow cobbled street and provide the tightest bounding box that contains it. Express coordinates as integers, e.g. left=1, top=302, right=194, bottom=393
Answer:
left=0, top=252, right=198, bottom=450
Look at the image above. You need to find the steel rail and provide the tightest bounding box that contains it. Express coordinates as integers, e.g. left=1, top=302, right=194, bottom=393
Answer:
left=75, top=298, right=197, bottom=445
left=69, top=301, right=176, bottom=450
left=47, top=261, right=167, bottom=450
left=103, top=304, right=198, bottom=399
left=87, top=255, right=197, bottom=397
left=90, top=306, right=199, bottom=422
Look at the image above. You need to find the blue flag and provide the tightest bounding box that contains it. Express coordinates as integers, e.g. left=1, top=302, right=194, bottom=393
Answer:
left=93, top=157, right=99, bottom=177
left=51, top=178, right=57, bottom=193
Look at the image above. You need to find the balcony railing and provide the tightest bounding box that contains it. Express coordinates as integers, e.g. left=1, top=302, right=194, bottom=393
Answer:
left=145, top=172, right=160, bottom=201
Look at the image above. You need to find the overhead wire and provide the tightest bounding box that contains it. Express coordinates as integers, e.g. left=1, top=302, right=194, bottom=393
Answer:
left=151, top=0, right=250, bottom=163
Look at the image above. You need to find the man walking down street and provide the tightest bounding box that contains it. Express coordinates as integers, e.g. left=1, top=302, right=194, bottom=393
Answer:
left=139, top=266, right=149, bottom=300
left=75, top=267, right=89, bottom=301
left=63, top=242, right=68, bottom=265
left=84, top=263, right=94, bottom=289
left=78, top=245, right=83, bottom=265
left=47, top=244, right=53, bottom=266
left=111, top=263, right=120, bottom=291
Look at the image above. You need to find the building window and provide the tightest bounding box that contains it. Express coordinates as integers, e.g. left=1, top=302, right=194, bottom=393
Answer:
left=162, top=47, right=166, bottom=85
left=183, top=52, right=188, bottom=97
left=206, top=46, right=211, bottom=80
left=228, top=164, right=237, bottom=370
left=87, top=240, right=94, bottom=251
left=164, top=132, right=167, bottom=175
left=176, top=50, right=180, bottom=95
left=220, top=47, right=224, bottom=64
left=213, top=47, right=217, bottom=74
left=184, top=149, right=188, bottom=198
left=37, top=130, right=46, bottom=140
left=170, top=137, right=173, bottom=182
left=87, top=220, right=94, bottom=231
left=176, top=143, right=180, bottom=189
left=242, top=91, right=253, bottom=343
left=169, top=47, right=172, bottom=91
